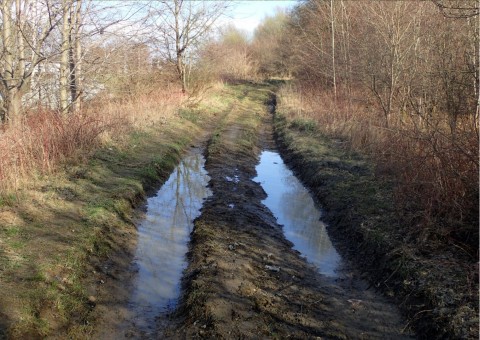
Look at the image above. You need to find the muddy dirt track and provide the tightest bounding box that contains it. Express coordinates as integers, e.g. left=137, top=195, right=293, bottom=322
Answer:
left=159, top=88, right=413, bottom=339
left=89, top=86, right=415, bottom=339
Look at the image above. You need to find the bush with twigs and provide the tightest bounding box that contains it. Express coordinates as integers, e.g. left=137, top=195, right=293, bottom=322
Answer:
left=278, top=83, right=478, bottom=255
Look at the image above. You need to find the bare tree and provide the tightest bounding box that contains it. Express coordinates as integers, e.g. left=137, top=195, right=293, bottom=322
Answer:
left=251, top=10, right=290, bottom=78
left=60, top=0, right=70, bottom=113
left=330, top=0, right=336, bottom=103
left=0, top=0, right=63, bottom=123
left=147, top=0, right=229, bottom=93
left=361, top=1, right=423, bottom=126
left=201, top=25, right=254, bottom=82
left=59, top=0, right=84, bottom=113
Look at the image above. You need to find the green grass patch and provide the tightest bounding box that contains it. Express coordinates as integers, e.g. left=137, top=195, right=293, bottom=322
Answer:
left=179, top=108, right=201, bottom=123
left=0, top=193, right=18, bottom=207
left=290, top=118, right=317, bottom=133
left=4, top=226, right=21, bottom=237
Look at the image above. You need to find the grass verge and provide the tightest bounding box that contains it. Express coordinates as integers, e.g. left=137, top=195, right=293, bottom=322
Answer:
left=273, top=109, right=478, bottom=339
left=0, top=88, right=227, bottom=338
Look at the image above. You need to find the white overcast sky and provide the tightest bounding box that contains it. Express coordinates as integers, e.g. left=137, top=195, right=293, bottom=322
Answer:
left=225, top=0, right=298, bottom=34
left=98, top=1, right=299, bottom=42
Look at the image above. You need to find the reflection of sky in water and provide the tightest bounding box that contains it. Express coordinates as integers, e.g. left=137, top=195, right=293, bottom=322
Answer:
left=255, top=151, right=341, bottom=277
left=130, top=153, right=211, bottom=329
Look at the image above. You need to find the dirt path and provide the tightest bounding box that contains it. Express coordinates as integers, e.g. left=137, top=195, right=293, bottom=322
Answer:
left=167, top=85, right=413, bottom=339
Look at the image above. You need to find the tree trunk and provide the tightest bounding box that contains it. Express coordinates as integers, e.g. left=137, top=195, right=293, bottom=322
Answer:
left=1, top=0, right=17, bottom=123
left=6, top=88, right=22, bottom=126
left=177, top=55, right=186, bottom=94
left=73, top=7, right=83, bottom=112
left=330, top=0, right=337, bottom=104
left=70, top=0, right=83, bottom=112
left=60, top=0, right=71, bottom=113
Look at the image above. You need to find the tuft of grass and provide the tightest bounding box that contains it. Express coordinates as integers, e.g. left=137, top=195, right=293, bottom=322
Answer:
left=0, top=193, right=18, bottom=207
left=290, top=118, right=317, bottom=133
left=4, top=226, right=21, bottom=237
left=178, top=108, right=201, bottom=123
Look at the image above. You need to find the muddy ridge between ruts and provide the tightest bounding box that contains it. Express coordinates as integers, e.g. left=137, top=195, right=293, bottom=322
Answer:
left=168, top=85, right=413, bottom=339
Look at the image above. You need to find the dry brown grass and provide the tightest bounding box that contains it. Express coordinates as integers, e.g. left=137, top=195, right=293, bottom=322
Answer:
left=0, top=86, right=186, bottom=194
left=91, top=87, right=185, bottom=131
left=278, top=84, right=479, bottom=253
left=0, top=110, right=109, bottom=192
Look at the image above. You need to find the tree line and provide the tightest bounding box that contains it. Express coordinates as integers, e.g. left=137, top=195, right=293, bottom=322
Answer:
left=241, top=0, right=478, bottom=251
left=0, top=0, right=230, bottom=124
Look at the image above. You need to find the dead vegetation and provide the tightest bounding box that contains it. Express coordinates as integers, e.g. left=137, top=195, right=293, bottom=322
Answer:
left=278, top=85, right=478, bottom=256
left=275, top=87, right=479, bottom=339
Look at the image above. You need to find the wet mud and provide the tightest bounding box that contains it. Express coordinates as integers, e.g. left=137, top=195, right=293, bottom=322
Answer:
left=90, top=85, right=417, bottom=339
left=168, top=90, right=414, bottom=338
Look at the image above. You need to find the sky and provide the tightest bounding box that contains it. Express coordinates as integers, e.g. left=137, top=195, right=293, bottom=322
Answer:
left=225, top=0, right=298, bottom=35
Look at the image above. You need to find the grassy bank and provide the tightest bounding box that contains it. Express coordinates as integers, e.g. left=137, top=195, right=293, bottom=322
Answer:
left=0, top=88, right=228, bottom=338
left=273, top=109, right=478, bottom=339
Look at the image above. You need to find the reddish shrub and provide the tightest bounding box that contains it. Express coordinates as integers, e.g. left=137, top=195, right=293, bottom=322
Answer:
left=279, top=85, right=479, bottom=254
left=0, top=110, right=111, bottom=191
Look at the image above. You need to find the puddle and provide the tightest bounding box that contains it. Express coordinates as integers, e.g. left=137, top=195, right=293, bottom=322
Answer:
left=128, top=151, right=211, bottom=333
left=254, top=150, right=341, bottom=277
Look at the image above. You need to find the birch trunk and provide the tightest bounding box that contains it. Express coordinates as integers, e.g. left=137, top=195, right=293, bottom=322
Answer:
left=1, top=0, right=20, bottom=123
left=60, top=0, right=71, bottom=113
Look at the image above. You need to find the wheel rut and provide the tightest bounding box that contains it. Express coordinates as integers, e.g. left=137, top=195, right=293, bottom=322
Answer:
left=168, top=86, right=413, bottom=339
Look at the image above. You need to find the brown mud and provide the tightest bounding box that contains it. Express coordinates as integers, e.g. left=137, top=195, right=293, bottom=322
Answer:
left=164, top=85, right=413, bottom=339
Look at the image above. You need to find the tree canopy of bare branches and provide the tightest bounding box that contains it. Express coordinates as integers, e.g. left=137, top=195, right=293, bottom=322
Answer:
left=146, top=0, right=230, bottom=93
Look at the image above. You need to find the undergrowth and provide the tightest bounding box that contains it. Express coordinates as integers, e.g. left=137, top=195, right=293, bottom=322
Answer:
left=277, top=84, right=479, bottom=256
left=275, top=83, right=479, bottom=339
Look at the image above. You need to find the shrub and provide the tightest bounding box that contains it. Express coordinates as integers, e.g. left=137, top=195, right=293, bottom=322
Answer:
left=278, top=83, right=479, bottom=255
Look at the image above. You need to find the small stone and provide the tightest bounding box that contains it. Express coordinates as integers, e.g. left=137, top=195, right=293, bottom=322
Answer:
left=265, top=265, right=280, bottom=272
left=88, top=295, right=96, bottom=303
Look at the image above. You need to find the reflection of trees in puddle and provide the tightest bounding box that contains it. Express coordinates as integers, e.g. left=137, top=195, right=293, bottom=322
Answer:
left=280, top=174, right=334, bottom=259
left=145, top=154, right=210, bottom=242
left=170, top=155, right=210, bottom=235
left=256, top=151, right=340, bottom=277
left=130, top=153, right=211, bottom=329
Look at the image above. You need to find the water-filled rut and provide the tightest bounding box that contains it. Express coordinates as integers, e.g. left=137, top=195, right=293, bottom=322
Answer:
left=255, top=150, right=341, bottom=277
left=94, top=149, right=212, bottom=338
left=128, top=150, right=211, bottom=334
